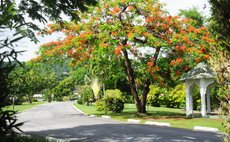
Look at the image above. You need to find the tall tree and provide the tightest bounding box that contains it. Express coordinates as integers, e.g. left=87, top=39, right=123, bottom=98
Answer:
left=37, top=0, right=213, bottom=114
left=208, top=0, right=230, bottom=140
left=179, top=7, right=205, bottom=28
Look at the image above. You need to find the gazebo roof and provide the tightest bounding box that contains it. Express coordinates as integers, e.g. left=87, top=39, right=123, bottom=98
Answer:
left=180, top=62, right=216, bottom=81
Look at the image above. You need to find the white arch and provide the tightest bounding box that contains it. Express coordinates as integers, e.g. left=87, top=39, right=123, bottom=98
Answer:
left=185, top=78, right=214, bottom=117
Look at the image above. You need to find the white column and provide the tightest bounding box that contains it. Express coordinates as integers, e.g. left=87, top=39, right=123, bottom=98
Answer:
left=185, top=80, right=193, bottom=117
left=206, top=89, right=211, bottom=114
left=200, top=79, right=207, bottom=117
left=189, top=90, right=193, bottom=114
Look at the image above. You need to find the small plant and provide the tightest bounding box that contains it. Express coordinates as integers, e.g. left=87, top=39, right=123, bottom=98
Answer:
left=0, top=109, right=23, bottom=137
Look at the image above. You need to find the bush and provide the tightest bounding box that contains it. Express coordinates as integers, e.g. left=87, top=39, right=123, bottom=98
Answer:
left=104, top=96, right=124, bottom=113
left=168, top=84, right=186, bottom=108
left=147, top=85, right=162, bottom=107
left=95, top=100, right=105, bottom=111
left=77, top=98, right=83, bottom=105
left=96, top=89, right=125, bottom=113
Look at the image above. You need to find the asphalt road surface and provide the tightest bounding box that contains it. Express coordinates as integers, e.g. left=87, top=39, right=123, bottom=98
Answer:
left=17, top=101, right=223, bottom=142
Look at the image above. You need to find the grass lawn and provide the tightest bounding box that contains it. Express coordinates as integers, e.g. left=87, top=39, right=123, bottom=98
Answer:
left=75, top=103, right=224, bottom=132
left=3, top=101, right=46, bottom=112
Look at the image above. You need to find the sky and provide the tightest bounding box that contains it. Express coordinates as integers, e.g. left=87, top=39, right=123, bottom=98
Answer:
left=13, top=0, right=211, bottom=61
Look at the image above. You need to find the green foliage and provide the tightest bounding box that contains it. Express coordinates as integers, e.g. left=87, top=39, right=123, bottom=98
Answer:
left=179, top=7, right=205, bottom=27
left=0, top=109, right=23, bottom=137
left=0, top=134, right=51, bottom=142
left=147, top=85, right=162, bottom=107
left=208, top=1, right=230, bottom=139
left=8, top=63, right=57, bottom=104
left=52, top=77, right=75, bottom=101
left=104, top=89, right=124, bottom=113
left=104, top=95, right=124, bottom=113
left=77, top=85, right=94, bottom=105
left=105, top=89, right=123, bottom=99
left=42, top=89, right=52, bottom=103
left=209, top=0, right=230, bottom=46
left=169, top=84, right=186, bottom=108
left=95, top=100, right=106, bottom=111
left=96, top=89, right=125, bottom=113
left=77, top=98, right=83, bottom=105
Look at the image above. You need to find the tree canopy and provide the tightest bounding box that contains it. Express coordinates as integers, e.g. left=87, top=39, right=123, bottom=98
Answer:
left=35, top=0, right=213, bottom=113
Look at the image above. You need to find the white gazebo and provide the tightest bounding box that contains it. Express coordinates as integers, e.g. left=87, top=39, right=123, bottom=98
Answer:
left=180, top=62, right=216, bottom=117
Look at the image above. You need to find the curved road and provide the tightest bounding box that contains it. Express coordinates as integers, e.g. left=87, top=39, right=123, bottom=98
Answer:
left=17, top=102, right=222, bottom=142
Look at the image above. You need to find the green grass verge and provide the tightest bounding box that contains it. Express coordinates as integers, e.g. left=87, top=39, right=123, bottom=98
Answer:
left=3, top=101, right=46, bottom=112
left=75, top=103, right=224, bottom=132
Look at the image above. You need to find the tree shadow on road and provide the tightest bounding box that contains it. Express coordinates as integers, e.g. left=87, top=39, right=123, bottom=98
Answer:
left=25, top=123, right=223, bottom=142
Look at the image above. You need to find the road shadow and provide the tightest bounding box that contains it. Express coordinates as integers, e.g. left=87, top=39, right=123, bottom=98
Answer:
left=24, top=123, right=223, bottom=142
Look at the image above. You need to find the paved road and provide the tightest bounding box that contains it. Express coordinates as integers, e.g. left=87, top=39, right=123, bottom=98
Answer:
left=17, top=101, right=223, bottom=142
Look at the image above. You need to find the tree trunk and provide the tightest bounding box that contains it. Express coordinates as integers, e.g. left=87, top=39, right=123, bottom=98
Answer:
left=28, top=94, right=32, bottom=104
left=122, top=49, right=150, bottom=114
left=140, top=79, right=150, bottom=113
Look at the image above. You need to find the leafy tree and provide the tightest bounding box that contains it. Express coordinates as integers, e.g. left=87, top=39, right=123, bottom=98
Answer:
left=36, top=0, right=213, bottom=114
left=8, top=62, right=57, bottom=103
left=209, top=0, right=230, bottom=48
left=179, top=7, right=205, bottom=28
left=52, top=77, right=75, bottom=101
left=208, top=0, right=230, bottom=140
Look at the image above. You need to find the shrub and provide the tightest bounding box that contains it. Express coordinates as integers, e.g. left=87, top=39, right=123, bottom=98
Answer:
left=104, top=89, right=124, bottom=113
left=77, top=98, right=83, bottom=105
left=104, top=96, right=124, bottom=113
left=95, top=100, right=105, bottom=111
left=168, top=84, right=186, bottom=108
left=147, top=85, right=162, bottom=107
left=96, top=89, right=125, bottom=113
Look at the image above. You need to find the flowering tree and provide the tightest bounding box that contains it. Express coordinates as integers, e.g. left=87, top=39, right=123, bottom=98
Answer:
left=36, top=0, right=213, bottom=114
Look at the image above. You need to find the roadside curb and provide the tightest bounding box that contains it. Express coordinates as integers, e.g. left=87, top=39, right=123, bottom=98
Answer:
left=193, top=126, right=219, bottom=133
left=127, top=119, right=141, bottom=123
left=71, top=103, right=87, bottom=115
left=101, top=115, right=111, bottom=119
left=46, top=136, right=68, bottom=142
left=145, top=121, right=171, bottom=127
